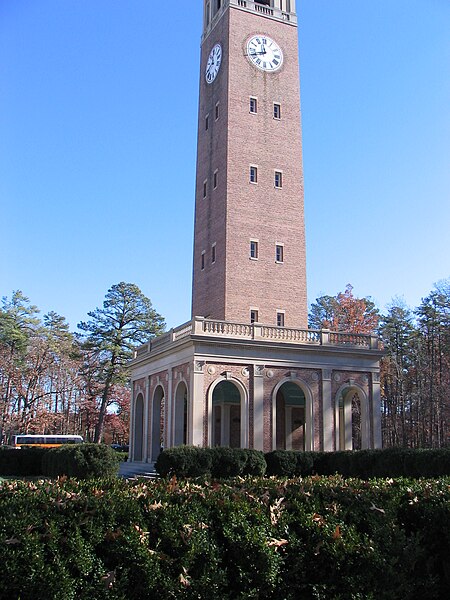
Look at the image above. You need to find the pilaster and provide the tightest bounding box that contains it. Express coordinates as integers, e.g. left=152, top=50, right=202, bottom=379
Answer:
left=372, top=373, right=382, bottom=448
left=166, top=367, right=173, bottom=448
left=321, top=369, right=333, bottom=451
left=143, top=376, right=150, bottom=461
left=253, top=365, right=265, bottom=450
left=191, top=360, right=206, bottom=446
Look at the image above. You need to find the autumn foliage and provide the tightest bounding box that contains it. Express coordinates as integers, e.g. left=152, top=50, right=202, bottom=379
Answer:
left=0, top=284, right=163, bottom=445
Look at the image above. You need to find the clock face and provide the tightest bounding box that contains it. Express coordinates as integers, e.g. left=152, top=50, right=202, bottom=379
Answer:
left=246, top=35, right=283, bottom=72
left=205, top=43, right=222, bottom=84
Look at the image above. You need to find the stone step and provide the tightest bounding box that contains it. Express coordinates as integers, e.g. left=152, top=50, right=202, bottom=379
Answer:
left=119, top=461, right=157, bottom=479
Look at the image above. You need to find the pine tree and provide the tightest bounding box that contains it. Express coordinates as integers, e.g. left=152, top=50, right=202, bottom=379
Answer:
left=78, top=282, right=165, bottom=442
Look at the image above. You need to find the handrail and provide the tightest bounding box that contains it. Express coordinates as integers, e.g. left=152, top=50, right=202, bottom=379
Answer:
left=133, top=317, right=380, bottom=359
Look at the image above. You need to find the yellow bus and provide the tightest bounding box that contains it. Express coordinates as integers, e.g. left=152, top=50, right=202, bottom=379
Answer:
left=13, top=435, right=84, bottom=448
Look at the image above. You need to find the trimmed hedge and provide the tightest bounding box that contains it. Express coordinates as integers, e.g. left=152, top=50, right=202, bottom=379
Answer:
left=310, top=448, right=450, bottom=479
left=3, top=445, right=449, bottom=480
left=41, top=444, right=120, bottom=479
left=0, top=476, right=448, bottom=599
left=156, top=447, right=450, bottom=480
left=265, top=450, right=314, bottom=477
left=0, top=447, right=47, bottom=476
left=155, top=446, right=266, bottom=478
left=0, top=444, right=120, bottom=479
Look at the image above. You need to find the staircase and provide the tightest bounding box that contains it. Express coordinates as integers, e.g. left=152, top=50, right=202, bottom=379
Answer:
left=119, top=461, right=157, bottom=480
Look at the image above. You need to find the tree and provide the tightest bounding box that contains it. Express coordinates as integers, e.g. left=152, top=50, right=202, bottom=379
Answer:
left=379, top=280, right=450, bottom=449
left=78, top=282, right=165, bottom=443
left=379, top=299, right=416, bottom=446
left=0, top=292, right=40, bottom=441
left=309, top=284, right=379, bottom=334
left=414, top=281, right=450, bottom=447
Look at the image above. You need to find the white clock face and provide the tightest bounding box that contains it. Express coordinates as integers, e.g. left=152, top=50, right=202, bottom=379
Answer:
left=247, top=35, right=283, bottom=72
left=205, top=43, right=222, bottom=84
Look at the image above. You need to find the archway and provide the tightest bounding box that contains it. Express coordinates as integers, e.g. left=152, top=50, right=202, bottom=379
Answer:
left=174, top=381, right=188, bottom=446
left=133, top=393, right=144, bottom=461
left=272, top=379, right=313, bottom=451
left=211, top=380, right=242, bottom=448
left=336, top=385, right=369, bottom=450
left=275, top=382, right=306, bottom=450
left=151, top=386, right=164, bottom=461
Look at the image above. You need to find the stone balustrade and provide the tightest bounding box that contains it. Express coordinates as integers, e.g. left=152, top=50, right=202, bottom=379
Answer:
left=203, top=0, right=296, bottom=43
left=133, top=317, right=380, bottom=359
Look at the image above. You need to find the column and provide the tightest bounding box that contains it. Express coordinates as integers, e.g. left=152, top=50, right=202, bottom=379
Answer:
left=190, top=360, right=206, bottom=446
left=143, top=377, right=150, bottom=462
left=166, top=368, right=173, bottom=449
left=253, top=365, right=265, bottom=451
left=129, top=384, right=136, bottom=462
left=372, top=374, right=382, bottom=448
left=321, top=369, right=333, bottom=451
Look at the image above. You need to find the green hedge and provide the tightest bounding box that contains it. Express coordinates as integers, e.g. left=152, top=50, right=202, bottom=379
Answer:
left=155, top=447, right=266, bottom=478
left=265, top=450, right=314, bottom=477
left=0, top=445, right=119, bottom=479
left=0, top=476, right=448, bottom=599
left=156, top=447, right=450, bottom=480
left=310, top=448, right=450, bottom=479
left=3, top=445, right=449, bottom=481
left=0, top=447, right=47, bottom=476
left=42, top=444, right=120, bottom=479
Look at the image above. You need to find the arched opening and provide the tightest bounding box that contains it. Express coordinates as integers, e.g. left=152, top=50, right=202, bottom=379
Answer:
left=275, top=382, right=306, bottom=450
left=212, top=380, right=242, bottom=448
left=174, top=381, right=188, bottom=446
left=133, top=393, right=144, bottom=461
left=337, top=387, right=368, bottom=450
left=151, top=386, right=164, bottom=461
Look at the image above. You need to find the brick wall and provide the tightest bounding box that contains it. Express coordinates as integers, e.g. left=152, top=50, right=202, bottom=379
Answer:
left=192, top=6, right=307, bottom=328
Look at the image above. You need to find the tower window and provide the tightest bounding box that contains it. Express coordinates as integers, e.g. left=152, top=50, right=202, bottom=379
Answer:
left=203, top=180, right=208, bottom=198
left=201, top=251, right=205, bottom=270
left=250, top=165, right=258, bottom=184
left=273, top=103, right=281, bottom=119
left=205, top=114, right=209, bottom=130
left=250, top=97, right=258, bottom=114
left=275, top=244, right=284, bottom=263
left=277, top=312, right=285, bottom=327
left=211, top=243, right=216, bottom=264
left=215, top=102, right=220, bottom=120
left=274, top=171, right=283, bottom=188
left=213, top=169, right=218, bottom=189
left=250, top=309, right=259, bottom=324
left=250, top=240, right=259, bottom=259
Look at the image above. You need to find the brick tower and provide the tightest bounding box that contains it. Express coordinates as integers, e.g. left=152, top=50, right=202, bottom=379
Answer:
left=128, top=0, right=383, bottom=467
left=192, top=0, right=307, bottom=328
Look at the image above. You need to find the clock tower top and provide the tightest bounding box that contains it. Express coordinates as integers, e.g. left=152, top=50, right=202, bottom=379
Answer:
left=203, top=0, right=297, bottom=40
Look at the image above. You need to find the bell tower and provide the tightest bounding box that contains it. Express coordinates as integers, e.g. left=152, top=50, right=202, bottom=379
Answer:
left=192, top=0, right=307, bottom=328
left=129, top=0, right=383, bottom=465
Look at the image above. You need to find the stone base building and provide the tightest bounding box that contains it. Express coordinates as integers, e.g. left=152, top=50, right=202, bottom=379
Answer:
left=130, top=318, right=382, bottom=462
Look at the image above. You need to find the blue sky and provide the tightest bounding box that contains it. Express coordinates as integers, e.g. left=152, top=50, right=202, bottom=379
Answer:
left=1, top=0, right=449, bottom=330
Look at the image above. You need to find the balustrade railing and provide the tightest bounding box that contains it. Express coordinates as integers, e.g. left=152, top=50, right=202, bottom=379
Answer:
left=203, top=1, right=297, bottom=42
left=133, top=317, right=378, bottom=359
left=254, top=4, right=274, bottom=16
left=260, top=326, right=320, bottom=343
left=329, top=332, right=371, bottom=347
left=203, top=320, right=252, bottom=337
left=173, top=321, right=192, bottom=341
